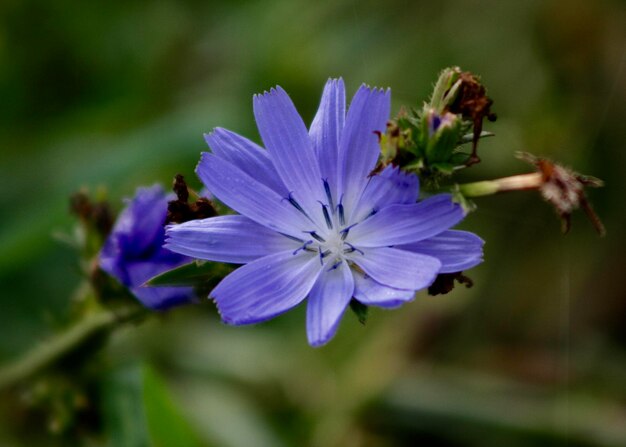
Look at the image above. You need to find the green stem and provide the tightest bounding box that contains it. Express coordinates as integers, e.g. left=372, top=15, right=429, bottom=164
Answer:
left=0, top=304, right=147, bottom=390
left=457, top=180, right=501, bottom=197
left=458, top=172, right=543, bottom=198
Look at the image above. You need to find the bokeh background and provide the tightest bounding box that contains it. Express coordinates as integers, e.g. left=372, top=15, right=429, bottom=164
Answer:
left=1, top=0, right=625, bottom=445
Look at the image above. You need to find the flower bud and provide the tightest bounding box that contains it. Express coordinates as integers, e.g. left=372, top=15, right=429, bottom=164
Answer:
left=376, top=67, right=495, bottom=181
left=424, top=108, right=463, bottom=171
left=429, top=67, right=463, bottom=113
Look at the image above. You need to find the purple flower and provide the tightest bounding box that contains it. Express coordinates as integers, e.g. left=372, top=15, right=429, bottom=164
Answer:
left=100, top=185, right=194, bottom=310
left=165, top=80, right=483, bottom=346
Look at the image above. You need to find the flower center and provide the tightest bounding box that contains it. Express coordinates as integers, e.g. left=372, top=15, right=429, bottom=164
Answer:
left=287, top=180, right=365, bottom=269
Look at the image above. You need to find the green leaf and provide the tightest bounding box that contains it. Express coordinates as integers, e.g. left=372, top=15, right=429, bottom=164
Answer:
left=142, top=366, right=202, bottom=447
left=101, top=364, right=151, bottom=447
left=100, top=363, right=203, bottom=447
left=349, top=299, right=368, bottom=325
left=145, top=261, right=227, bottom=287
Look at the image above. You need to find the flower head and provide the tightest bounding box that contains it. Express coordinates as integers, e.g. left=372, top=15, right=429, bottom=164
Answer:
left=165, top=80, right=483, bottom=346
left=100, top=185, right=194, bottom=310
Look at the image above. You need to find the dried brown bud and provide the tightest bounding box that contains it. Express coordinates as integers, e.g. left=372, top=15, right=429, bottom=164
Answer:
left=172, top=173, right=189, bottom=203
left=91, top=203, right=114, bottom=236
left=69, top=191, right=92, bottom=221
left=166, top=174, right=217, bottom=224
left=69, top=191, right=114, bottom=237
left=446, top=71, right=496, bottom=166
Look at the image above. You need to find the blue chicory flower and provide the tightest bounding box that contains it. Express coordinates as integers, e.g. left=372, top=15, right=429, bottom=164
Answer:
left=165, top=79, right=483, bottom=346
left=100, top=185, right=194, bottom=310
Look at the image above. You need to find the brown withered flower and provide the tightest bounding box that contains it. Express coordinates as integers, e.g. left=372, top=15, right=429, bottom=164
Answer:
left=446, top=71, right=497, bottom=166
left=517, top=152, right=605, bottom=235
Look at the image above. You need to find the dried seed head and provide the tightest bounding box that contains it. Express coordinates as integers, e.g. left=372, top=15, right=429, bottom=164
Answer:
left=517, top=152, right=605, bottom=236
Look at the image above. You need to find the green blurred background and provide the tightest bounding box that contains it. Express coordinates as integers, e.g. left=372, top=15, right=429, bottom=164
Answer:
left=1, top=0, right=625, bottom=445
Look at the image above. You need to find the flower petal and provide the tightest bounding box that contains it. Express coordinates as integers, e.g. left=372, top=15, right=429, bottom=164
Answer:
left=349, top=194, right=465, bottom=247
left=398, top=230, right=484, bottom=273
left=212, top=251, right=322, bottom=325
left=204, top=127, right=288, bottom=196
left=306, top=260, right=354, bottom=347
left=309, top=78, right=345, bottom=197
left=338, top=85, right=390, bottom=216
left=165, top=215, right=297, bottom=264
left=352, top=247, right=441, bottom=290
left=353, top=272, right=415, bottom=309
left=115, top=185, right=169, bottom=257
left=253, top=87, right=326, bottom=223
left=196, top=152, right=308, bottom=237
left=352, top=165, right=419, bottom=222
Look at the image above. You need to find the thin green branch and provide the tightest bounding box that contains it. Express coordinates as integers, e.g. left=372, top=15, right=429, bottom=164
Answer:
left=0, top=304, right=147, bottom=390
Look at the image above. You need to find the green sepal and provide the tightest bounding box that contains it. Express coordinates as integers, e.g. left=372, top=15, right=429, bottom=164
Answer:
left=396, top=112, right=419, bottom=129
left=448, top=152, right=471, bottom=165
left=429, top=162, right=456, bottom=175
left=399, top=159, right=424, bottom=175
left=379, top=131, right=398, bottom=163
left=349, top=299, right=368, bottom=325
left=429, top=67, right=461, bottom=112
left=425, top=118, right=462, bottom=164
left=415, top=108, right=430, bottom=158
left=460, top=131, right=495, bottom=144
left=451, top=185, right=478, bottom=213
left=144, top=260, right=225, bottom=287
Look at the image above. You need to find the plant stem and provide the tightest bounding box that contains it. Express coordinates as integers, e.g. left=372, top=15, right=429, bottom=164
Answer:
left=458, top=172, right=543, bottom=197
left=0, top=304, right=147, bottom=390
